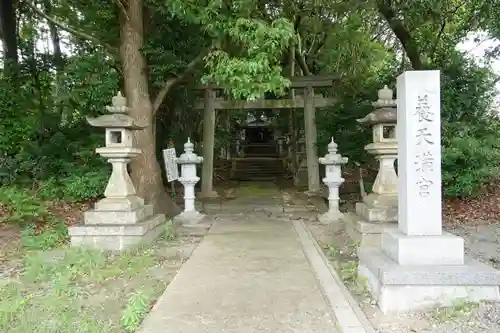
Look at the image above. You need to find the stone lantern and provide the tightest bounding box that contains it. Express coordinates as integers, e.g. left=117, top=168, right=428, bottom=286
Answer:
left=344, top=85, right=398, bottom=247
left=318, top=137, right=348, bottom=224
left=68, top=92, right=166, bottom=251
left=175, top=138, right=205, bottom=225
left=355, top=85, right=398, bottom=222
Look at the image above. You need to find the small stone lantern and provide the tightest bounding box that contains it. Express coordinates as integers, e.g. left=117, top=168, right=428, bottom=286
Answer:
left=318, top=137, right=348, bottom=223
left=355, top=85, right=398, bottom=222
left=68, top=92, right=165, bottom=251
left=175, top=138, right=205, bottom=225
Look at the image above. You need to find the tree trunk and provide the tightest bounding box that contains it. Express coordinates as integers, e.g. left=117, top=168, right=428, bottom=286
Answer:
left=376, top=0, right=423, bottom=70
left=119, top=0, right=180, bottom=216
left=0, top=0, right=19, bottom=80
left=43, top=0, right=65, bottom=120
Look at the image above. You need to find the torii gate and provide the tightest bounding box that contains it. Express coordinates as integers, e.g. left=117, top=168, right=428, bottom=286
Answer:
left=194, top=75, right=339, bottom=198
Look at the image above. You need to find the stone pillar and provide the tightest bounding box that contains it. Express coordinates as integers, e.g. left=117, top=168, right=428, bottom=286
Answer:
left=68, top=92, right=166, bottom=251
left=175, top=138, right=205, bottom=225
left=318, top=138, right=348, bottom=224
left=358, top=70, right=500, bottom=313
left=344, top=85, right=399, bottom=247
left=201, top=89, right=218, bottom=198
left=303, top=86, right=321, bottom=193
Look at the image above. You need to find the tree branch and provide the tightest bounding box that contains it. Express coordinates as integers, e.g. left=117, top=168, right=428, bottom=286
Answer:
left=292, top=16, right=311, bottom=76
left=430, top=21, right=446, bottom=59
left=376, top=0, right=423, bottom=70
left=113, top=0, right=129, bottom=21
left=23, top=0, right=118, bottom=57
left=294, top=34, right=311, bottom=76
left=152, top=45, right=213, bottom=115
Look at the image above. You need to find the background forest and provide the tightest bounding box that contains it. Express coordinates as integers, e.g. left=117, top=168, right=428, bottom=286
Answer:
left=1, top=0, right=500, bottom=245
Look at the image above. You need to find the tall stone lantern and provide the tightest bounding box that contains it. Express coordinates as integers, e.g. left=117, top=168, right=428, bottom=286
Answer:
left=68, top=92, right=166, bottom=251
left=355, top=85, right=398, bottom=223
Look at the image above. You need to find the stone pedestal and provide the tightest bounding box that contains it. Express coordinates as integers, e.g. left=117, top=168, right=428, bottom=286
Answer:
left=175, top=138, right=206, bottom=225
left=358, top=70, right=500, bottom=313
left=317, top=138, right=348, bottom=224
left=345, top=85, right=399, bottom=246
left=69, top=92, right=166, bottom=251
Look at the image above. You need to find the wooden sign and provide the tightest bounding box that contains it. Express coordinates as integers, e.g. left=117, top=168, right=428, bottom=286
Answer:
left=162, top=148, right=179, bottom=182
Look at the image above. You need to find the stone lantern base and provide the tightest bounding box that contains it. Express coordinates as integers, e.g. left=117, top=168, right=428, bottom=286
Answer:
left=344, top=193, right=398, bottom=247
left=174, top=211, right=206, bottom=226
left=318, top=211, right=343, bottom=224
left=68, top=196, right=166, bottom=251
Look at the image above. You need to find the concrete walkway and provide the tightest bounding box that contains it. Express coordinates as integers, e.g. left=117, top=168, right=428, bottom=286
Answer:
left=138, top=191, right=371, bottom=333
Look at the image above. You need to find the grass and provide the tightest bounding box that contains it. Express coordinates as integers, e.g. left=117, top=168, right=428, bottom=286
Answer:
left=235, top=184, right=279, bottom=196
left=0, top=219, right=183, bottom=333
left=324, top=239, right=369, bottom=298
left=431, top=299, right=480, bottom=323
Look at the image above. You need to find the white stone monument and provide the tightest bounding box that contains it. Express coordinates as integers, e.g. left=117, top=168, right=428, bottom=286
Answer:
left=344, top=85, right=399, bottom=246
left=68, top=92, right=166, bottom=251
left=175, top=138, right=205, bottom=225
left=318, top=138, right=348, bottom=223
left=358, top=70, right=500, bottom=313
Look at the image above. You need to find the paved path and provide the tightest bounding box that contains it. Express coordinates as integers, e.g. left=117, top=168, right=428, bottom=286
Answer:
left=139, top=189, right=371, bottom=333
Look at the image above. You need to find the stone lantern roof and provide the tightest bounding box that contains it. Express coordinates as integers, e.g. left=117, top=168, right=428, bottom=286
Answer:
left=319, top=137, right=348, bottom=165
left=86, top=92, right=147, bottom=129
left=177, top=138, right=203, bottom=164
left=357, top=85, right=397, bottom=125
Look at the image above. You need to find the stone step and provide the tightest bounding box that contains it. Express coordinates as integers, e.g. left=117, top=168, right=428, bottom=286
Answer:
left=236, top=176, right=280, bottom=181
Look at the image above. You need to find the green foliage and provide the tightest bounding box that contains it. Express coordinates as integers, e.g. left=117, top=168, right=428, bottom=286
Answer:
left=120, top=291, right=151, bottom=332
left=439, top=52, right=500, bottom=197
left=163, top=219, right=177, bottom=241
left=203, top=18, right=295, bottom=99
left=0, top=186, right=68, bottom=249
left=1, top=246, right=161, bottom=333
left=442, top=131, right=500, bottom=197
left=19, top=221, right=68, bottom=251
left=0, top=187, right=50, bottom=225
left=38, top=171, right=108, bottom=202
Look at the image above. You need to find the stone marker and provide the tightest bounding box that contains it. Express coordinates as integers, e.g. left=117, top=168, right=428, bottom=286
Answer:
left=358, top=70, right=500, bottom=313
left=344, top=85, right=398, bottom=246
left=68, top=92, right=166, bottom=251
left=317, top=137, right=348, bottom=223
left=175, top=138, right=205, bottom=225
